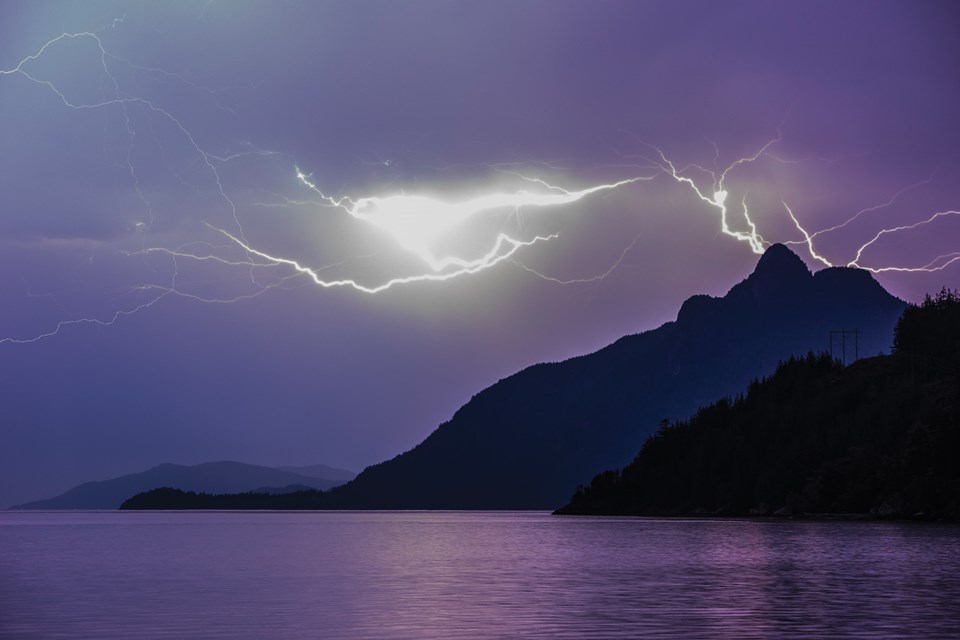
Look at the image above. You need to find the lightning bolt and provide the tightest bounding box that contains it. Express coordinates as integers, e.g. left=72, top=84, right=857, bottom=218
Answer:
left=511, top=233, right=645, bottom=285
left=614, top=131, right=783, bottom=255
left=217, top=227, right=559, bottom=295
left=0, top=25, right=658, bottom=342
left=847, top=209, right=960, bottom=273
left=620, top=134, right=958, bottom=277
left=1, top=21, right=958, bottom=346
left=288, top=168, right=644, bottom=273
left=0, top=29, right=247, bottom=240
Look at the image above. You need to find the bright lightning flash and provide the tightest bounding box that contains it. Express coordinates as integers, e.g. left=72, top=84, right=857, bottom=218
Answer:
left=288, top=169, right=644, bottom=273
left=1, top=21, right=958, bottom=346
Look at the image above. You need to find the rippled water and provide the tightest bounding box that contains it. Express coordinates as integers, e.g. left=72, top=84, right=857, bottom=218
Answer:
left=2, top=511, right=959, bottom=639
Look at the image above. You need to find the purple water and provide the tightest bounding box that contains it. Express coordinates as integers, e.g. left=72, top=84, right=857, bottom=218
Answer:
left=1, top=511, right=959, bottom=638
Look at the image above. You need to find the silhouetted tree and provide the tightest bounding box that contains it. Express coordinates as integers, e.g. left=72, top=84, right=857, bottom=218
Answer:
left=558, top=294, right=960, bottom=520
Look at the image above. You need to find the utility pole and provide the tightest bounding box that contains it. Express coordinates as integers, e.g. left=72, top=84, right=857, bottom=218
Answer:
left=829, top=329, right=862, bottom=365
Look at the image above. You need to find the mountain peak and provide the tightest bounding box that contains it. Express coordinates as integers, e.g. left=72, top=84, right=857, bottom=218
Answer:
left=129, top=246, right=906, bottom=510
left=753, top=243, right=810, bottom=279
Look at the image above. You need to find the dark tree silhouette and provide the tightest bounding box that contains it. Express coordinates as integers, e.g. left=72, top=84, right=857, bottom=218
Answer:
left=557, top=293, right=960, bottom=520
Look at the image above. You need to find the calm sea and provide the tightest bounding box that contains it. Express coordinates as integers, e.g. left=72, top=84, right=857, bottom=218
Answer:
left=1, top=511, right=959, bottom=639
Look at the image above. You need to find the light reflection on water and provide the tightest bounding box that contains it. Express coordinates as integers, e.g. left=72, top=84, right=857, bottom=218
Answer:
left=1, top=511, right=959, bottom=639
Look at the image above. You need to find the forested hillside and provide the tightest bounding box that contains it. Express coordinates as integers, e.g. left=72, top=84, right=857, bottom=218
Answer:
left=557, top=289, right=960, bottom=520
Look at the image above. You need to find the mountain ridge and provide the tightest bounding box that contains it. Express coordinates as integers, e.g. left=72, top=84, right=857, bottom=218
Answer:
left=320, top=244, right=906, bottom=508
left=120, top=245, right=908, bottom=511
left=11, top=460, right=355, bottom=509
left=556, top=290, right=960, bottom=519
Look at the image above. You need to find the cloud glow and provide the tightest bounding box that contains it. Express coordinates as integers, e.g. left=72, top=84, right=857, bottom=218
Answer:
left=0, top=17, right=957, bottom=344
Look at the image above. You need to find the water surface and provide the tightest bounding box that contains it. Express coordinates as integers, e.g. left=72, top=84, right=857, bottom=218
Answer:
left=2, top=511, right=959, bottom=638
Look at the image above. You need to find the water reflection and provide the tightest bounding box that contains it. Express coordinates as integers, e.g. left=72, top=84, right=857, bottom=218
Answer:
left=1, top=512, right=959, bottom=638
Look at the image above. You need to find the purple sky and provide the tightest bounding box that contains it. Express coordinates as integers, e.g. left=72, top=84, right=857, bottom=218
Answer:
left=1, top=1, right=958, bottom=506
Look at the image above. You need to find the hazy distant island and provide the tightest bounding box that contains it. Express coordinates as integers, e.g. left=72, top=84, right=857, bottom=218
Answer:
left=121, top=486, right=333, bottom=510
left=13, top=461, right=355, bottom=510
left=557, top=289, right=960, bottom=520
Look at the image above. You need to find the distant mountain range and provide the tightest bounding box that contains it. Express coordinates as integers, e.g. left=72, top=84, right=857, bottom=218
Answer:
left=11, top=461, right=355, bottom=509
left=274, top=464, right=356, bottom=483
left=557, top=290, right=960, bottom=519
